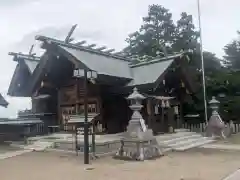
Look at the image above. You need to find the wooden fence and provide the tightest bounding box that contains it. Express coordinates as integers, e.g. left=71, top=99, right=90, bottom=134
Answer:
left=182, top=122, right=240, bottom=134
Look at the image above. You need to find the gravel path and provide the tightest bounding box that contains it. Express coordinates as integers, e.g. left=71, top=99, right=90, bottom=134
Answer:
left=1, top=149, right=240, bottom=180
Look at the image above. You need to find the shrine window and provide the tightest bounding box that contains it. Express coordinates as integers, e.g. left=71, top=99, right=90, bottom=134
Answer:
left=79, top=102, right=98, bottom=114
left=61, top=106, right=76, bottom=115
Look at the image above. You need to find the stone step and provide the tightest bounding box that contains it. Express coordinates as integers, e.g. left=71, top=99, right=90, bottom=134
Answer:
left=174, top=139, right=215, bottom=151
left=161, top=134, right=202, bottom=145
left=169, top=137, right=209, bottom=148
left=199, top=144, right=240, bottom=151
left=24, top=141, right=54, bottom=151
left=174, top=129, right=190, bottom=133
left=156, top=131, right=198, bottom=141
left=162, top=147, right=173, bottom=153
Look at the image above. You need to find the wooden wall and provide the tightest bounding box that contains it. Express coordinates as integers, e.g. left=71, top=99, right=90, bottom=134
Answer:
left=58, top=78, right=102, bottom=130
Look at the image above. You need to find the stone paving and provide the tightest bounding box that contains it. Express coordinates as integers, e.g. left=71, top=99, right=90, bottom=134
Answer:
left=0, top=149, right=31, bottom=160
left=2, top=141, right=240, bottom=179
left=201, top=143, right=240, bottom=151
left=223, top=169, right=240, bottom=180
left=1, top=149, right=240, bottom=180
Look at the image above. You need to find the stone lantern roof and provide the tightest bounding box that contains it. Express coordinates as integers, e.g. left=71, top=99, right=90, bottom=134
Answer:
left=209, top=96, right=220, bottom=105
left=127, top=87, right=145, bottom=100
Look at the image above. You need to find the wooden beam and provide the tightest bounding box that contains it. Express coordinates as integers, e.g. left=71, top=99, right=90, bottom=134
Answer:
left=75, top=40, right=86, bottom=45
left=8, top=52, right=40, bottom=62
left=113, top=51, right=122, bottom=55
left=29, top=44, right=34, bottom=55
left=35, top=35, right=131, bottom=62
left=87, top=44, right=97, bottom=48
left=65, top=24, right=78, bottom=43
left=104, top=49, right=115, bottom=53
left=95, top=46, right=106, bottom=51
left=8, top=52, right=18, bottom=56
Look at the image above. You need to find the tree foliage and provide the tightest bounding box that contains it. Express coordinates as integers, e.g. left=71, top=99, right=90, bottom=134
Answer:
left=223, top=32, right=240, bottom=69
left=124, top=5, right=176, bottom=57
left=124, top=4, right=240, bottom=122
left=172, top=12, right=199, bottom=52
left=124, top=4, right=221, bottom=72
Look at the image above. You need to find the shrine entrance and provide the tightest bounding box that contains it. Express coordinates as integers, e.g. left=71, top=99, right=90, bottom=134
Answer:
left=145, top=96, right=180, bottom=134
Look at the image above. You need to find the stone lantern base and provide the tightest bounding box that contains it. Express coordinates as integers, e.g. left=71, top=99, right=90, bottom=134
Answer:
left=114, top=119, right=163, bottom=161
left=114, top=129, right=163, bottom=161
left=114, top=87, right=163, bottom=161
left=206, top=111, right=226, bottom=139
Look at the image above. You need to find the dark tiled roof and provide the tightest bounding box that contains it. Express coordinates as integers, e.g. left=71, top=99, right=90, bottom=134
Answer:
left=8, top=52, right=40, bottom=74
left=128, top=52, right=186, bottom=86
left=8, top=35, right=192, bottom=96
left=59, top=45, right=132, bottom=79
left=8, top=53, right=41, bottom=96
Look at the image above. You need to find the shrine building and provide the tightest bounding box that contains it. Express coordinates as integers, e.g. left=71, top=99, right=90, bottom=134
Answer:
left=7, top=35, right=198, bottom=134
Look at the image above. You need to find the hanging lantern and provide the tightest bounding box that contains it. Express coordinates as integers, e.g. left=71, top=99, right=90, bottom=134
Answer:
left=165, top=100, right=170, bottom=108
left=161, top=100, right=165, bottom=108
left=174, top=106, right=179, bottom=115
left=154, top=105, right=159, bottom=114
left=41, top=81, right=45, bottom=87
left=163, top=79, right=166, bottom=85
left=181, top=81, right=185, bottom=88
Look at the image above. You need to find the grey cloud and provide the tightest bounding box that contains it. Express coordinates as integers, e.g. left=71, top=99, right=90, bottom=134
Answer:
left=13, top=25, right=109, bottom=56
left=0, top=0, right=39, bottom=7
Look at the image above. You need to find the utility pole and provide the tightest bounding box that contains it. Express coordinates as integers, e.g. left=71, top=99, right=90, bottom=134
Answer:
left=197, top=0, right=208, bottom=123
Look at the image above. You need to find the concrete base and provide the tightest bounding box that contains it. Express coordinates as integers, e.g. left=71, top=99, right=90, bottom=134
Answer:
left=114, top=130, right=163, bottom=161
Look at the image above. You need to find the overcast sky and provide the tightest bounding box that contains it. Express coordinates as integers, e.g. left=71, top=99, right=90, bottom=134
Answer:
left=0, top=0, right=239, bottom=117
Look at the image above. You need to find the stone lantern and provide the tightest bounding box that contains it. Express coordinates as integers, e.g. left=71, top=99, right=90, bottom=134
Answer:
left=126, top=87, right=147, bottom=135
left=206, top=96, right=225, bottom=138
left=209, top=96, right=220, bottom=113
left=115, top=87, right=163, bottom=161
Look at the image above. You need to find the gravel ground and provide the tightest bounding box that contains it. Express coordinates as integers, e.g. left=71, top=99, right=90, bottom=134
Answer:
left=1, top=148, right=240, bottom=180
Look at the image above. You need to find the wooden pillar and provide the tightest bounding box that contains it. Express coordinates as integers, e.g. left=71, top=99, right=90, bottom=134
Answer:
left=179, top=98, right=183, bottom=128
left=167, top=107, right=175, bottom=133
left=31, top=98, right=37, bottom=113
left=57, top=89, right=62, bottom=128
left=146, top=98, right=154, bottom=130
left=75, top=78, right=79, bottom=114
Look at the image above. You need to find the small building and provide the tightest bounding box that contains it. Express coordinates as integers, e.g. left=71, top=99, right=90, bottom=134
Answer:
left=8, top=35, right=198, bottom=134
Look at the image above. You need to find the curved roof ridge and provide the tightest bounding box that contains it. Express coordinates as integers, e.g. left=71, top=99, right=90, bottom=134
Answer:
left=129, top=52, right=186, bottom=68
left=35, top=35, right=131, bottom=62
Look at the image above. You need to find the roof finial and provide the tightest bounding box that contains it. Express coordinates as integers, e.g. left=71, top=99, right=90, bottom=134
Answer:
left=65, top=24, right=77, bottom=43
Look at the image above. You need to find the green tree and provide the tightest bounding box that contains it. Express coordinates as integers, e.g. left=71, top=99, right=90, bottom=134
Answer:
left=223, top=33, right=240, bottom=69
left=199, top=52, right=222, bottom=75
left=124, top=4, right=176, bottom=57
left=172, top=12, right=199, bottom=52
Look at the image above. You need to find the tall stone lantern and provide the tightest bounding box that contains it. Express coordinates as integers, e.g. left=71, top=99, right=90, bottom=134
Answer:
left=209, top=96, right=220, bottom=113
left=126, top=87, right=147, bottom=136
left=206, top=96, right=225, bottom=138
left=115, top=87, right=163, bottom=161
